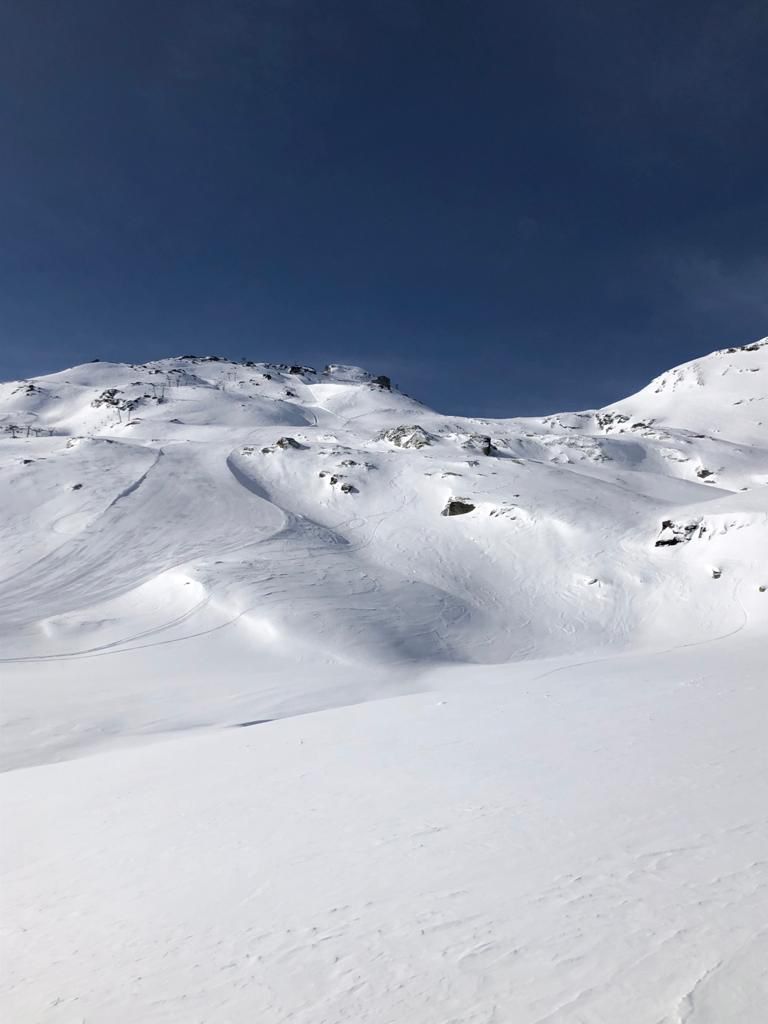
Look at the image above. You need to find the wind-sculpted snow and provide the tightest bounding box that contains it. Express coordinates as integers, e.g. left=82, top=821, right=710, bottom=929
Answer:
left=1, top=343, right=767, bottom=1022
left=2, top=638, right=766, bottom=1024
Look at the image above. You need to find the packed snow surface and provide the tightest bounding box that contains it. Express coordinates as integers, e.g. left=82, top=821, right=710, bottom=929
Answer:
left=1, top=341, right=767, bottom=1021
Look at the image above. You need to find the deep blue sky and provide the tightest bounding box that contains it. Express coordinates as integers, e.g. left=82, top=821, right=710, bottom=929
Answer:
left=1, top=1, right=766, bottom=414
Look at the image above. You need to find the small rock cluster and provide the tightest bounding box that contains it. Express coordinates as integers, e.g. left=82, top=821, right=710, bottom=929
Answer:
left=655, top=519, right=706, bottom=547
left=318, top=471, right=356, bottom=493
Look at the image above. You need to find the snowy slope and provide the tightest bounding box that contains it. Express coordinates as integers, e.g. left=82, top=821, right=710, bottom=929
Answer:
left=1, top=340, right=767, bottom=1023
left=1, top=343, right=766, bottom=767
left=3, top=637, right=766, bottom=1024
left=598, top=338, right=768, bottom=443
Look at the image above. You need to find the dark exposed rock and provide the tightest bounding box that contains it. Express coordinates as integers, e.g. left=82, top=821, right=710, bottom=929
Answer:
left=91, top=388, right=141, bottom=413
left=463, top=434, right=495, bottom=456
left=595, top=410, right=630, bottom=432
left=260, top=436, right=307, bottom=454
left=655, top=519, right=705, bottom=547
left=372, top=375, right=391, bottom=389
left=340, top=482, right=357, bottom=494
left=696, top=468, right=714, bottom=479
left=442, top=498, right=475, bottom=517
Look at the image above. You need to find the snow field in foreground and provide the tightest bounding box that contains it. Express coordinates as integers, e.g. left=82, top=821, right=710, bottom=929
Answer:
left=2, top=639, right=766, bottom=1023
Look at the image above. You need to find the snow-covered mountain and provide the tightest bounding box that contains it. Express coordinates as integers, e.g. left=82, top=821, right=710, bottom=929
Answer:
left=1, top=341, right=766, bottom=766
left=1, top=340, right=767, bottom=1024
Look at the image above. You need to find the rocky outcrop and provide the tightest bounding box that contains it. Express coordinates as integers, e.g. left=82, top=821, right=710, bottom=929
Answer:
left=258, top=437, right=307, bottom=454
left=595, top=410, right=630, bottom=432
left=91, top=388, right=141, bottom=413
left=442, top=498, right=475, bottom=517
left=462, top=434, right=495, bottom=456
left=377, top=425, right=432, bottom=449
left=655, top=519, right=705, bottom=547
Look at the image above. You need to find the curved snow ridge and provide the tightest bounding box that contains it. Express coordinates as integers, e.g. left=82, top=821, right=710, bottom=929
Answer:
left=0, top=570, right=213, bottom=664
left=674, top=934, right=768, bottom=1024
left=225, top=448, right=352, bottom=549
left=0, top=443, right=288, bottom=631
left=106, top=446, right=164, bottom=506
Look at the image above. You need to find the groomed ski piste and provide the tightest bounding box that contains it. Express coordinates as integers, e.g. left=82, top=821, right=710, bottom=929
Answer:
left=1, top=339, right=767, bottom=1022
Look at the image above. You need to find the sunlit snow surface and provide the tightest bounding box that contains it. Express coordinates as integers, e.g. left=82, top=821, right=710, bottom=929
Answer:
left=1, top=343, right=767, bottom=1021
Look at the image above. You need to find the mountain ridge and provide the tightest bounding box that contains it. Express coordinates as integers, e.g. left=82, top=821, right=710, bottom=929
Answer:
left=0, top=338, right=766, bottom=769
